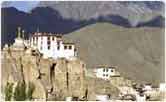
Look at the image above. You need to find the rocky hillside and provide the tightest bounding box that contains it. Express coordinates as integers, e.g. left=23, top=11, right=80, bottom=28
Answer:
left=64, top=23, right=165, bottom=84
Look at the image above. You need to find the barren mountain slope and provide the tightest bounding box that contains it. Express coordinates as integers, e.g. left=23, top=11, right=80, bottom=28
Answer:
left=64, top=23, right=164, bottom=84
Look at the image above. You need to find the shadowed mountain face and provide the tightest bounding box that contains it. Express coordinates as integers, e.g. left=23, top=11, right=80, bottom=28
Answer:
left=1, top=1, right=165, bottom=47
left=1, top=7, right=86, bottom=46
left=1, top=7, right=130, bottom=46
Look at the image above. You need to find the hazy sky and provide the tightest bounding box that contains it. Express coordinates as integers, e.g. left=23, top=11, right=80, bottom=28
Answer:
left=2, top=1, right=39, bottom=12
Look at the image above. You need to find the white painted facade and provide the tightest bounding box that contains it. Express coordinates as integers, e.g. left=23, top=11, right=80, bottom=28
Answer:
left=94, top=66, right=118, bottom=80
left=95, top=95, right=109, bottom=101
left=159, top=83, right=166, bottom=91
left=143, top=84, right=152, bottom=91
left=30, top=32, right=77, bottom=59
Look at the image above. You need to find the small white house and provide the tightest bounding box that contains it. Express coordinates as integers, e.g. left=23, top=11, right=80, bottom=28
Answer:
left=143, top=84, right=152, bottom=91
left=29, top=32, right=77, bottom=59
left=94, top=65, right=119, bottom=80
left=95, top=94, right=109, bottom=101
left=159, top=83, right=166, bottom=92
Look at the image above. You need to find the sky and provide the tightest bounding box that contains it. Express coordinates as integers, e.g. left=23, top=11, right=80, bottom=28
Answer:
left=2, top=1, right=39, bottom=12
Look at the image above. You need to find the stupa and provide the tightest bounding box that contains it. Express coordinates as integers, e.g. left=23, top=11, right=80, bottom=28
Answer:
left=11, top=27, right=26, bottom=51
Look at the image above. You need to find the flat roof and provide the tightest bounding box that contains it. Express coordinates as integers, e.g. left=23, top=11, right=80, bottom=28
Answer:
left=63, top=42, right=75, bottom=45
left=95, top=65, right=117, bottom=69
left=31, top=32, right=62, bottom=37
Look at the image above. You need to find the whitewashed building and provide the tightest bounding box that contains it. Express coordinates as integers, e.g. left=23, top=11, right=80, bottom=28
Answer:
left=94, top=65, right=120, bottom=80
left=29, top=32, right=77, bottom=59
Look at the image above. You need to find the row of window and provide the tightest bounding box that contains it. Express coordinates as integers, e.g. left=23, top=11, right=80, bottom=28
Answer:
left=33, top=36, right=55, bottom=41
left=64, top=45, right=72, bottom=50
left=40, top=45, right=73, bottom=50
left=103, top=74, right=109, bottom=77
left=103, top=68, right=114, bottom=72
left=32, top=37, right=73, bottom=50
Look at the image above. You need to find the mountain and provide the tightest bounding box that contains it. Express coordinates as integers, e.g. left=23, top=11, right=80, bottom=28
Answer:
left=1, top=1, right=165, bottom=47
left=1, top=7, right=31, bottom=47
left=137, top=15, right=165, bottom=27
left=1, top=7, right=86, bottom=47
left=38, top=1, right=165, bottom=27
left=64, top=23, right=164, bottom=84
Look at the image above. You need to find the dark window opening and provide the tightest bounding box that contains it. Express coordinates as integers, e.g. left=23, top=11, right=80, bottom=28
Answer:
left=48, top=46, right=50, bottom=50
left=64, top=45, right=67, bottom=49
left=57, top=41, right=60, bottom=45
left=47, top=41, right=50, bottom=45
left=57, top=46, right=60, bottom=50
left=69, top=45, right=72, bottom=50
left=40, top=46, right=42, bottom=50
left=47, top=37, right=50, bottom=40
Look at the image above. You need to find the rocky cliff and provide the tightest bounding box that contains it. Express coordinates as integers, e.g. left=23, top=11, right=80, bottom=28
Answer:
left=1, top=41, right=120, bottom=101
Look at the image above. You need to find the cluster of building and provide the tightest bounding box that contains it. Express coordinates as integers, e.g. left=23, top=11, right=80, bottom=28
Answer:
left=29, top=32, right=77, bottom=59
left=2, top=27, right=166, bottom=101
left=8, top=27, right=77, bottom=60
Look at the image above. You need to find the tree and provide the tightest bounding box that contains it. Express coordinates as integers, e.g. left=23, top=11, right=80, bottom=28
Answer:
left=4, top=82, right=13, bottom=101
left=13, top=81, right=26, bottom=101
left=26, top=82, right=35, bottom=100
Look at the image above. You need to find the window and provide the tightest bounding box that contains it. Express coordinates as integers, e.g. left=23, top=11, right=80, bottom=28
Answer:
left=47, top=36, right=50, bottom=40
left=33, top=37, right=35, bottom=45
left=64, top=45, right=67, bottom=49
left=34, top=37, right=37, bottom=44
left=106, top=74, right=108, bottom=77
left=111, top=69, right=114, bottom=72
left=57, top=45, right=60, bottom=50
left=47, top=41, right=50, bottom=45
left=36, top=37, right=38, bottom=46
left=52, top=37, right=54, bottom=41
left=69, top=45, right=72, bottom=50
left=48, top=46, right=50, bottom=50
left=103, top=74, right=105, bottom=76
left=103, top=68, right=105, bottom=72
left=57, top=41, right=60, bottom=45
left=40, top=46, right=42, bottom=50
left=106, top=68, right=109, bottom=72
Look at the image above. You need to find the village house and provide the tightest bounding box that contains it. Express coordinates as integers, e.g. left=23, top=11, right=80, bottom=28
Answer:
left=94, top=65, right=120, bottom=80
left=29, top=32, right=77, bottom=59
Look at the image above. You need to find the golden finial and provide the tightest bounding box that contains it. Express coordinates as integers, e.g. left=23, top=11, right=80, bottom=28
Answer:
left=22, top=30, right=25, bottom=39
left=17, top=27, right=21, bottom=38
left=37, top=27, right=39, bottom=32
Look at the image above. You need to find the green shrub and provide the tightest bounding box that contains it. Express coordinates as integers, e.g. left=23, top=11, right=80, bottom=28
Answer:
left=5, top=81, right=35, bottom=101
left=13, top=81, right=26, bottom=101
left=26, top=82, right=35, bottom=100
left=5, top=82, right=13, bottom=101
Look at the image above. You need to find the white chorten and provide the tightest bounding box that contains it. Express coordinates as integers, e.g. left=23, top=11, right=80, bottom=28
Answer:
left=12, top=27, right=25, bottom=50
